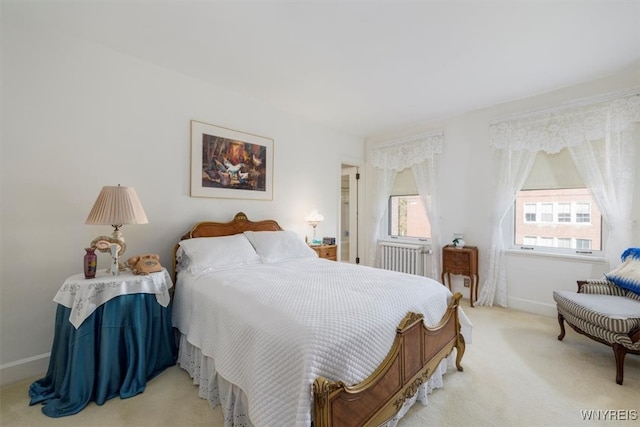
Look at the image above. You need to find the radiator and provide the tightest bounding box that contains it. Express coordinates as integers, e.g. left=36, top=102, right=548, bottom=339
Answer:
left=378, top=241, right=432, bottom=277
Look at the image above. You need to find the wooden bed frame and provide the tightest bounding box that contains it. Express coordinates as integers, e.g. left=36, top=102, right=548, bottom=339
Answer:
left=173, top=212, right=465, bottom=427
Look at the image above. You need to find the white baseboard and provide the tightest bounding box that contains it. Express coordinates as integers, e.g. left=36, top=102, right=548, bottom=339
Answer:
left=507, top=296, right=557, bottom=318
left=0, top=353, right=49, bottom=386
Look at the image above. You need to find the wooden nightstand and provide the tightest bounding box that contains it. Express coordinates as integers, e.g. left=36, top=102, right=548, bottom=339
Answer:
left=441, top=245, right=479, bottom=307
left=310, top=244, right=337, bottom=261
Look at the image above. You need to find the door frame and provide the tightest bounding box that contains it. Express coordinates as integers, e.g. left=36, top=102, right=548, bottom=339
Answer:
left=340, top=163, right=362, bottom=264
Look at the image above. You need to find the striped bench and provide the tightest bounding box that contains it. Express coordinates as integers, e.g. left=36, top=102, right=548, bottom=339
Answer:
left=553, top=280, right=640, bottom=385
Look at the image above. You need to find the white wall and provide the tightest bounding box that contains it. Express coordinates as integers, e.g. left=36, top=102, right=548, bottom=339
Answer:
left=0, top=8, right=363, bottom=384
left=366, top=63, right=640, bottom=316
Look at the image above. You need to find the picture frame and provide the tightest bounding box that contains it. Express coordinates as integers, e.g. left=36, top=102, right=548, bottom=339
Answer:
left=190, top=120, right=274, bottom=200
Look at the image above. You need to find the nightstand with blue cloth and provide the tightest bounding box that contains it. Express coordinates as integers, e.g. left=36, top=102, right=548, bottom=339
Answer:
left=29, top=268, right=177, bottom=417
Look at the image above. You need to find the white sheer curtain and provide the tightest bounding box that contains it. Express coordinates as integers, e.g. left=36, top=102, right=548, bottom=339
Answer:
left=476, top=148, right=537, bottom=307
left=478, top=89, right=640, bottom=306
left=412, top=159, right=441, bottom=279
left=367, top=132, right=443, bottom=267
left=366, top=165, right=398, bottom=266
left=569, top=122, right=639, bottom=268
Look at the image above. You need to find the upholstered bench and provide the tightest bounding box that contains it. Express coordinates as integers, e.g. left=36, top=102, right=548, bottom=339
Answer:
left=553, top=280, right=640, bottom=385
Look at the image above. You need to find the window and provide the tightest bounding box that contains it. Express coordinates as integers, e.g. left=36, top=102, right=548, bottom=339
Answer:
left=539, top=237, right=553, bottom=247
left=388, top=195, right=430, bottom=239
left=514, top=189, right=602, bottom=252
left=557, top=203, right=571, bottom=222
left=524, top=204, right=537, bottom=222
left=512, top=149, right=602, bottom=254
left=576, top=239, right=592, bottom=250
left=576, top=203, right=591, bottom=223
left=540, top=203, right=553, bottom=222
left=386, top=168, right=431, bottom=240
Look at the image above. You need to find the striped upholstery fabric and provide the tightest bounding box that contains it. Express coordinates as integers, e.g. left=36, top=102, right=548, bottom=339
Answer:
left=581, top=279, right=627, bottom=296
left=556, top=304, right=640, bottom=351
left=555, top=276, right=640, bottom=384
left=582, top=279, right=640, bottom=302
left=553, top=291, right=640, bottom=335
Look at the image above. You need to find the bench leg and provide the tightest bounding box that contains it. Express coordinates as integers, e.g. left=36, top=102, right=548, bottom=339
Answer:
left=612, top=343, right=626, bottom=385
left=557, top=312, right=566, bottom=341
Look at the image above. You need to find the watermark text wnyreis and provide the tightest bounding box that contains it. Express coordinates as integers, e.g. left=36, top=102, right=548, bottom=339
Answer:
left=580, top=410, right=638, bottom=421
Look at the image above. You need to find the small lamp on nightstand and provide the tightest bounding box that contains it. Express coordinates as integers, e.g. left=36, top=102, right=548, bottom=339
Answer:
left=305, top=209, right=324, bottom=245
left=85, top=185, right=149, bottom=274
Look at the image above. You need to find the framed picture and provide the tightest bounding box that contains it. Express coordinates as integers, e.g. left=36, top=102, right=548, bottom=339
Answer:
left=190, top=120, right=274, bottom=200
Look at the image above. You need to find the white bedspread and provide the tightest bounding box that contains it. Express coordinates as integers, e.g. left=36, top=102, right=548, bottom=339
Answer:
left=172, top=258, right=466, bottom=427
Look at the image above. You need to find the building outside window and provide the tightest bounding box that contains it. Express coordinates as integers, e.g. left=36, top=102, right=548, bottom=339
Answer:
left=514, top=188, right=602, bottom=251
left=388, top=195, right=430, bottom=239
left=513, top=149, right=602, bottom=255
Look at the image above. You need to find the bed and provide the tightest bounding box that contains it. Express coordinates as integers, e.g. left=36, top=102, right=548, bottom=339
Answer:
left=171, top=212, right=467, bottom=427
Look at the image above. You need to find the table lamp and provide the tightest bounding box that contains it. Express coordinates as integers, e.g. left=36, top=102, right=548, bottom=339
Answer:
left=305, top=209, right=324, bottom=244
left=85, top=185, right=148, bottom=274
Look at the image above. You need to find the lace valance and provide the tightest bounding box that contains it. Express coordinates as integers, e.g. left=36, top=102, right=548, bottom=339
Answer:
left=490, top=90, right=640, bottom=153
left=369, top=131, right=443, bottom=170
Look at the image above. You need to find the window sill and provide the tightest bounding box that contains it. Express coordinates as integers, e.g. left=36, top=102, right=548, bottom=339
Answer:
left=505, top=248, right=606, bottom=263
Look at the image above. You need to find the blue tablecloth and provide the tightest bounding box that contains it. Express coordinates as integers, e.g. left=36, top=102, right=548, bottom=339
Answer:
left=29, top=293, right=177, bottom=417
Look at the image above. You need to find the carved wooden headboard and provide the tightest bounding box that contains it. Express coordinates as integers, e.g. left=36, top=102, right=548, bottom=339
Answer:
left=172, top=212, right=283, bottom=281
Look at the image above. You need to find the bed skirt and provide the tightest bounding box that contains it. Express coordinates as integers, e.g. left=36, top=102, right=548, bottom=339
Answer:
left=176, top=333, right=454, bottom=427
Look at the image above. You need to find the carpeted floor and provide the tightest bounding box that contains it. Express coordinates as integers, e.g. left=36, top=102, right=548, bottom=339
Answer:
left=1, top=302, right=638, bottom=426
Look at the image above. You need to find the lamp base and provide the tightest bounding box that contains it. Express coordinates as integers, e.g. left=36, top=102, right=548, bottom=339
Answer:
left=111, top=227, right=123, bottom=242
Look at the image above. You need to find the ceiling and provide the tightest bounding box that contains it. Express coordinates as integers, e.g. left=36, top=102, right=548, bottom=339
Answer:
left=14, top=1, right=640, bottom=137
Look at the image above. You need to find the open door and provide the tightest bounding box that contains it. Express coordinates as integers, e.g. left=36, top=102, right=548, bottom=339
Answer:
left=340, top=165, right=360, bottom=264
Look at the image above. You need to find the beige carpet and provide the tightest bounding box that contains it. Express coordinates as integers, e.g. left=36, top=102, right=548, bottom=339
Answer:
left=1, top=302, right=638, bottom=427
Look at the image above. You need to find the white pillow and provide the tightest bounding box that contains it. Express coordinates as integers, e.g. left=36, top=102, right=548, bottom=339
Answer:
left=243, top=230, right=317, bottom=263
left=178, top=234, right=261, bottom=274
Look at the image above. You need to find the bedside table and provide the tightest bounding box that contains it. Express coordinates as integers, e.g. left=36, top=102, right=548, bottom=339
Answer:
left=441, top=245, right=479, bottom=307
left=29, top=269, right=177, bottom=417
left=310, top=244, right=337, bottom=261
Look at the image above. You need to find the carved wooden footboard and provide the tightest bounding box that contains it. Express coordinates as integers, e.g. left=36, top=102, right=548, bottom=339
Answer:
left=313, top=292, right=465, bottom=427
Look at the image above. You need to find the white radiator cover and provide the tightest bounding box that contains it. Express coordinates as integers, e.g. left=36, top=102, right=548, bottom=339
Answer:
left=378, top=241, right=432, bottom=277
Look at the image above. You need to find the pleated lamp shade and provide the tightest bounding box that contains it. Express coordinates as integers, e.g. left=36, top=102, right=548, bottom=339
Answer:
left=85, top=185, right=148, bottom=227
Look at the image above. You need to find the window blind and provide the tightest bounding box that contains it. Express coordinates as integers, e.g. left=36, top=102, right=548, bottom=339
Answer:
left=522, top=148, right=584, bottom=190
left=390, top=168, right=418, bottom=195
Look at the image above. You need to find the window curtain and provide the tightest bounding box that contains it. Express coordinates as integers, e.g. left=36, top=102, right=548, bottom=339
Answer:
left=367, top=132, right=443, bottom=270
left=476, top=148, right=537, bottom=307
left=568, top=119, right=639, bottom=268
left=412, top=159, right=441, bottom=278
left=478, top=89, right=640, bottom=307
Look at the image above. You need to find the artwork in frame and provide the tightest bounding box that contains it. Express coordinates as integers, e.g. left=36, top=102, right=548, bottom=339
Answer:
left=190, top=120, right=274, bottom=200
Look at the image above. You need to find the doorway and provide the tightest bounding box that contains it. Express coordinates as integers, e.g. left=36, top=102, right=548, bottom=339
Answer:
left=340, top=165, right=359, bottom=264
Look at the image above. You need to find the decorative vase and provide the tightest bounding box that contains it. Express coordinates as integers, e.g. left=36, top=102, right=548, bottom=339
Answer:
left=452, top=234, right=466, bottom=249
left=84, top=248, right=97, bottom=279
